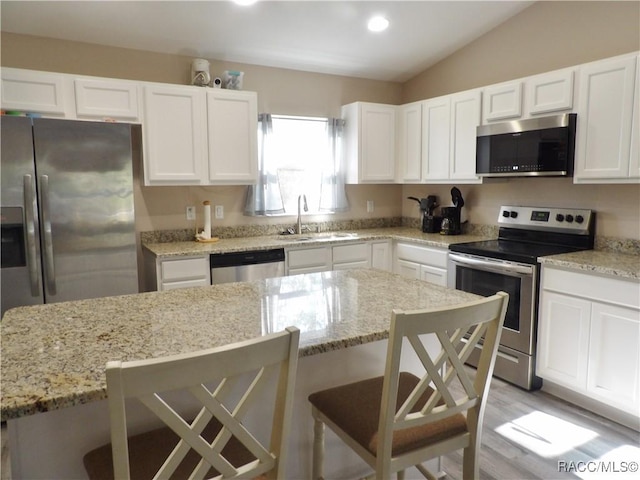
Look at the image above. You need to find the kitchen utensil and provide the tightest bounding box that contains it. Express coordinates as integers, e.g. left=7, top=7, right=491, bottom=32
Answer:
left=408, top=195, right=442, bottom=233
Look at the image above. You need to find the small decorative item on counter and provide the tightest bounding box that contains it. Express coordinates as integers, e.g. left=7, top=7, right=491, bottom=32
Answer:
left=195, top=201, right=219, bottom=243
left=222, top=70, right=244, bottom=90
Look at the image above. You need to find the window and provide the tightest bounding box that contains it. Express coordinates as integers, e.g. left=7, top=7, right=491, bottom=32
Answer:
left=244, top=114, right=348, bottom=216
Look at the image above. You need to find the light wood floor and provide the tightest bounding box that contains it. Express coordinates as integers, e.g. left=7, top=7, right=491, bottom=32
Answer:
left=1, top=374, right=638, bottom=479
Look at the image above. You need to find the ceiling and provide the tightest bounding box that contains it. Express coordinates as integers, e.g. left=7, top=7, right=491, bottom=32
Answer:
left=0, top=1, right=534, bottom=82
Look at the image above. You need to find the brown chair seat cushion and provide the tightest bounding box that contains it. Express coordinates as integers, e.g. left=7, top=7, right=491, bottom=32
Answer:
left=308, top=372, right=468, bottom=457
left=83, top=418, right=261, bottom=480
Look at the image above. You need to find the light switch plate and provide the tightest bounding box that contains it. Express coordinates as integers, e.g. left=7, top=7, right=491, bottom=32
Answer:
left=215, top=205, right=224, bottom=219
left=186, top=206, right=196, bottom=220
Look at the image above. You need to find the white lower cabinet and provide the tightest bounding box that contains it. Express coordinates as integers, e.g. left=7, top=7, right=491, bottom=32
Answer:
left=370, top=240, right=392, bottom=271
left=144, top=254, right=210, bottom=291
left=286, top=240, right=392, bottom=275
left=332, top=243, right=370, bottom=270
left=286, top=246, right=332, bottom=276
left=537, top=266, right=640, bottom=418
left=393, top=242, right=448, bottom=287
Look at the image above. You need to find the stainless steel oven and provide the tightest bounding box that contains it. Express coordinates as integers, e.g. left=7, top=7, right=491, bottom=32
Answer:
left=448, top=252, right=540, bottom=389
left=448, top=205, right=595, bottom=390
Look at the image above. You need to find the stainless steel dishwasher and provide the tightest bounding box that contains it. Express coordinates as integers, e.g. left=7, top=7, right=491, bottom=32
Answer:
left=210, top=248, right=285, bottom=284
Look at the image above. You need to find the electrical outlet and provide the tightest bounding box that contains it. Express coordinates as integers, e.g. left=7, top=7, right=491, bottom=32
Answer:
left=186, top=206, right=196, bottom=221
left=215, top=205, right=224, bottom=219
left=366, top=200, right=374, bottom=213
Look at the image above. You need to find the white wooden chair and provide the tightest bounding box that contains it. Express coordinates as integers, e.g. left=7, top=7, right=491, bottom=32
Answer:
left=308, top=292, right=508, bottom=480
left=84, top=327, right=300, bottom=480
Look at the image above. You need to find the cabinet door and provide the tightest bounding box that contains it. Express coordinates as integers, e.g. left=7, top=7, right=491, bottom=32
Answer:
left=587, top=302, right=640, bottom=412
left=75, top=79, right=140, bottom=120
left=525, top=69, right=575, bottom=116
left=537, top=291, right=591, bottom=388
left=1, top=68, right=67, bottom=115
left=482, top=81, right=523, bottom=123
left=332, top=243, right=370, bottom=266
left=143, top=85, right=207, bottom=185
left=394, top=259, right=420, bottom=280
left=575, top=55, right=637, bottom=180
left=360, top=103, right=396, bottom=182
left=450, top=89, right=482, bottom=181
left=629, top=56, right=640, bottom=179
left=206, top=90, right=258, bottom=184
left=420, top=265, right=447, bottom=287
left=371, top=241, right=391, bottom=271
left=396, top=102, right=423, bottom=182
left=422, top=96, right=451, bottom=180
left=286, top=247, right=331, bottom=274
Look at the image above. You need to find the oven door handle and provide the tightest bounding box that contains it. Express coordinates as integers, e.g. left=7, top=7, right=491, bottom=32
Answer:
left=449, top=253, right=534, bottom=275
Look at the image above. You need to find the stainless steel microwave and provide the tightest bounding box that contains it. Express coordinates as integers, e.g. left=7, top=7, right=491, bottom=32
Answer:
left=476, top=113, right=577, bottom=177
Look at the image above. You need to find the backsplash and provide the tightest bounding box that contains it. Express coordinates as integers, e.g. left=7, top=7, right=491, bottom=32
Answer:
left=140, top=217, right=639, bottom=256
left=140, top=216, right=403, bottom=243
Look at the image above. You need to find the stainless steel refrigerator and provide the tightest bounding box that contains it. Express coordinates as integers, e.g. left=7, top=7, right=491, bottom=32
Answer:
left=1, top=116, right=138, bottom=317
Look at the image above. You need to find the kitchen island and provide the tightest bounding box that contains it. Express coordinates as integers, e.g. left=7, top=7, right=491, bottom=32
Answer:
left=1, top=269, right=480, bottom=479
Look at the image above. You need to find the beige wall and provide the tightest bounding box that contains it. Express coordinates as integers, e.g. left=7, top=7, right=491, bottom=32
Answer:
left=401, top=1, right=640, bottom=240
left=402, top=1, right=640, bottom=101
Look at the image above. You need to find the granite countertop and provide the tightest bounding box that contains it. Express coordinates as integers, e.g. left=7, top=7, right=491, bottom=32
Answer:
left=538, top=250, right=640, bottom=280
left=0, top=269, right=480, bottom=421
left=142, top=227, right=492, bottom=258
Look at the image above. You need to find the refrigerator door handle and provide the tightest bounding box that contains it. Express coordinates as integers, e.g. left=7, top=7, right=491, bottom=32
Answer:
left=23, top=174, right=41, bottom=297
left=39, top=174, right=57, bottom=295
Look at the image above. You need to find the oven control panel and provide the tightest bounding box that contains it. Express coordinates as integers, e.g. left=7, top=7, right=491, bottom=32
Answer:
left=498, top=206, right=593, bottom=233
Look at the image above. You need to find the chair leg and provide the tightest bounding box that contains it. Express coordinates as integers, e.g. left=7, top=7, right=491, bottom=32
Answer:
left=462, top=445, right=479, bottom=480
left=312, top=417, right=325, bottom=480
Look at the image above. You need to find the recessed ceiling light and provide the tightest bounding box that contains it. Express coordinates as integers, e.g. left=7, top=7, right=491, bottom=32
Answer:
left=233, top=0, right=258, bottom=6
left=367, top=15, right=389, bottom=33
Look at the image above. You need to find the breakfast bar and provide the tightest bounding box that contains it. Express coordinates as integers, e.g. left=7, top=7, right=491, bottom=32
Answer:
left=1, top=269, right=480, bottom=479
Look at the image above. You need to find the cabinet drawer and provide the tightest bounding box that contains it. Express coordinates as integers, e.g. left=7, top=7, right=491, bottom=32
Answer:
left=287, top=247, right=331, bottom=269
left=333, top=243, right=369, bottom=264
left=542, top=267, right=639, bottom=309
left=161, top=257, right=209, bottom=281
left=162, top=278, right=210, bottom=290
left=395, top=243, right=448, bottom=268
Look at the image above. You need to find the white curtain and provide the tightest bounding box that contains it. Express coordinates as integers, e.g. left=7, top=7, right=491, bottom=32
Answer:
left=319, top=118, right=349, bottom=212
left=244, top=113, right=285, bottom=215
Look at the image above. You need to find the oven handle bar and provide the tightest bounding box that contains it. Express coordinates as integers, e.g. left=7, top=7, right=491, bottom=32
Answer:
left=449, top=253, right=534, bottom=275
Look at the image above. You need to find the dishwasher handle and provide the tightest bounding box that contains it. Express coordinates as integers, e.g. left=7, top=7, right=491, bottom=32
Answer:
left=210, top=248, right=285, bottom=268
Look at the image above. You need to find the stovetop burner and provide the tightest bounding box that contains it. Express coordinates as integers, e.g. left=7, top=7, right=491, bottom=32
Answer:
left=449, top=239, right=589, bottom=264
left=450, top=205, right=595, bottom=264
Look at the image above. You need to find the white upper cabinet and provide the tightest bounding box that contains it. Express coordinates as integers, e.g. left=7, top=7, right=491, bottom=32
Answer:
left=629, top=55, right=640, bottom=179
left=343, top=102, right=396, bottom=183
left=449, top=89, right=482, bottom=181
left=395, top=89, right=481, bottom=184
left=206, top=90, right=258, bottom=184
left=422, top=96, right=451, bottom=181
left=396, top=101, right=423, bottom=183
left=143, top=85, right=259, bottom=186
left=422, top=96, right=451, bottom=180
left=1, top=68, right=68, bottom=116
left=143, top=84, right=208, bottom=185
left=574, top=53, right=638, bottom=182
left=525, top=68, right=575, bottom=116
left=74, top=78, right=140, bottom=121
left=482, top=81, right=523, bottom=123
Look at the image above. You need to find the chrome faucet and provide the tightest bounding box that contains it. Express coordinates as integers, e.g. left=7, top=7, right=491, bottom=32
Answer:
left=297, top=194, right=308, bottom=234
